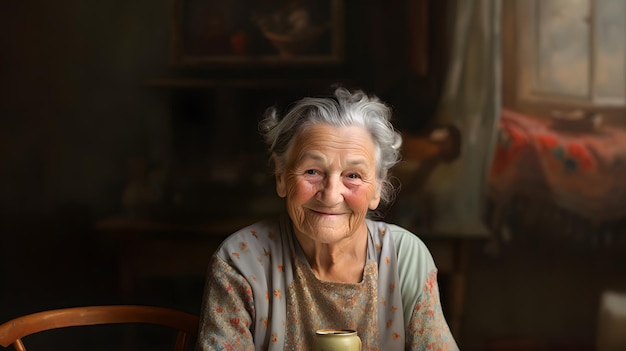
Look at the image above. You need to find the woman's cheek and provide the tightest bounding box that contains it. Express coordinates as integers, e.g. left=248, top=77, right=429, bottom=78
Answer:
left=286, top=178, right=314, bottom=200
left=346, top=185, right=373, bottom=207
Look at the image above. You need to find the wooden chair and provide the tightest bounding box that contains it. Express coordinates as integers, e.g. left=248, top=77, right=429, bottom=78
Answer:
left=0, top=305, right=199, bottom=351
left=390, top=124, right=462, bottom=231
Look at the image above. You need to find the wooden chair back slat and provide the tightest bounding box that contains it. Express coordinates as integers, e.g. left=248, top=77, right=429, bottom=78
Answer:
left=0, top=305, right=199, bottom=351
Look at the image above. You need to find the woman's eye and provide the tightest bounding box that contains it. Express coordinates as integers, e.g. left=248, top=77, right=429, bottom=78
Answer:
left=305, top=169, right=318, bottom=175
left=346, top=173, right=361, bottom=179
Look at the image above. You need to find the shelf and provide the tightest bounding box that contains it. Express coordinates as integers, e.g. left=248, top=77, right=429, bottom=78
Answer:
left=144, top=78, right=354, bottom=90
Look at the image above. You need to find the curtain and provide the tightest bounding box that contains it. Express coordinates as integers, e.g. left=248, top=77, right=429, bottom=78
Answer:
left=425, top=0, right=502, bottom=236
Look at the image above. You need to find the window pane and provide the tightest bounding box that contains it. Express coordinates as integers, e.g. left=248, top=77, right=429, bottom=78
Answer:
left=594, top=0, right=626, bottom=103
left=536, top=0, right=590, bottom=97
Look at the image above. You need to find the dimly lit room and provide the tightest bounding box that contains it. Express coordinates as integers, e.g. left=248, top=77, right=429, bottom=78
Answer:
left=1, top=0, right=626, bottom=350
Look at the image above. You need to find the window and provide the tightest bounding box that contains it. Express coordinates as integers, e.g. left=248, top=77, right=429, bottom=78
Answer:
left=504, top=0, right=626, bottom=121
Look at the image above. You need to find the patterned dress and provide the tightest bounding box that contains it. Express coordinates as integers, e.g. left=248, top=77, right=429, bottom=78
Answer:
left=196, top=214, right=458, bottom=351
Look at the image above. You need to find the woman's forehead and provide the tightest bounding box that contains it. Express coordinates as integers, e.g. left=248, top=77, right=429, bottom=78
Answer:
left=293, top=124, right=374, bottom=150
left=287, top=124, right=377, bottom=164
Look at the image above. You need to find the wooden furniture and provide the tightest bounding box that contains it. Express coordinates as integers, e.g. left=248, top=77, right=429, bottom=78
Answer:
left=420, top=235, right=473, bottom=339
left=95, top=216, right=261, bottom=301
left=0, top=305, right=199, bottom=351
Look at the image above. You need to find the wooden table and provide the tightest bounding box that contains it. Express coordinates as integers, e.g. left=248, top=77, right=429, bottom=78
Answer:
left=95, top=216, right=263, bottom=300
left=95, top=216, right=481, bottom=343
left=420, top=234, right=481, bottom=340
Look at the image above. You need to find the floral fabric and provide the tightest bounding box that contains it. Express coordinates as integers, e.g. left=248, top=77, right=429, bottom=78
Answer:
left=490, top=108, right=626, bottom=220
left=196, top=214, right=458, bottom=351
left=406, top=270, right=459, bottom=350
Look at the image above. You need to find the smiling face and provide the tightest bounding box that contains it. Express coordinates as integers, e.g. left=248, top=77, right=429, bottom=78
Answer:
left=274, top=123, right=381, bottom=246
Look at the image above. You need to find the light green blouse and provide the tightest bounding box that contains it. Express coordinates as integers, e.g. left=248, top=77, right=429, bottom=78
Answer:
left=196, top=214, right=458, bottom=350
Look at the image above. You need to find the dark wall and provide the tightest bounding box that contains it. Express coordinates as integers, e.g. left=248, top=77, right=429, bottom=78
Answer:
left=0, top=0, right=445, bottom=217
left=0, top=0, right=177, bottom=330
left=0, top=0, right=447, bottom=325
left=0, top=0, right=173, bottom=216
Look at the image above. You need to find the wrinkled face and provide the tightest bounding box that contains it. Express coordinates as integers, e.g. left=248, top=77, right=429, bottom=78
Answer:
left=275, top=124, right=381, bottom=245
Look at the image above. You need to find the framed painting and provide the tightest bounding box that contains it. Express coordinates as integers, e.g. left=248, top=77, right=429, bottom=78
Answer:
left=170, top=0, right=345, bottom=67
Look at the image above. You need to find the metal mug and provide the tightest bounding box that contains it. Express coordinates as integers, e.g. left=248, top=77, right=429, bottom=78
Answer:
left=313, top=329, right=362, bottom=351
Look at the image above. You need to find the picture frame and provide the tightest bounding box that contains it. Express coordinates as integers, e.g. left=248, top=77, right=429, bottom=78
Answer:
left=170, top=0, right=345, bottom=68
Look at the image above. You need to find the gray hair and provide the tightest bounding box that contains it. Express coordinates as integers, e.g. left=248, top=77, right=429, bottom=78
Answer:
left=259, top=87, right=403, bottom=209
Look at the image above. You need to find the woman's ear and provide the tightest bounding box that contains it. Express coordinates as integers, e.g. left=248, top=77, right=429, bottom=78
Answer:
left=272, top=153, right=287, bottom=198
left=369, top=182, right=382, bottom=210
left=369, top=174, right=385, bottom=210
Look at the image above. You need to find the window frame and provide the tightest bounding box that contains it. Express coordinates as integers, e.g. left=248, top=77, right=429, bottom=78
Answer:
left=503, top=0, right=626, bottom=124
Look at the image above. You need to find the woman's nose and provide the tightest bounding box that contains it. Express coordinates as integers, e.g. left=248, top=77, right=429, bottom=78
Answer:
left=317, top=175, right=344, bottom=205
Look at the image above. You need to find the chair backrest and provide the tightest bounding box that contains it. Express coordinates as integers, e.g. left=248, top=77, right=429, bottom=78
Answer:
left=0, top=305, right=199, bottom=351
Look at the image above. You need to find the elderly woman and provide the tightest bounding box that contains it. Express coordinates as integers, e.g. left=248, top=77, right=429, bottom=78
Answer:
left=196, top=87, right=459, bottom=350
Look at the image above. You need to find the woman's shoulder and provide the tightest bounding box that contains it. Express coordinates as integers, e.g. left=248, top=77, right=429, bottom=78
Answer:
left=366, top=219, right=434, bottom=265
left=212, top=217, right=281, bottom=259
left=366, top=220, right=427, bottom=246
left=218, top=216, right=283, bottom=247
left=210, top=216, right=291, bottom=288
left=368, top=220, right=438, bottom=324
